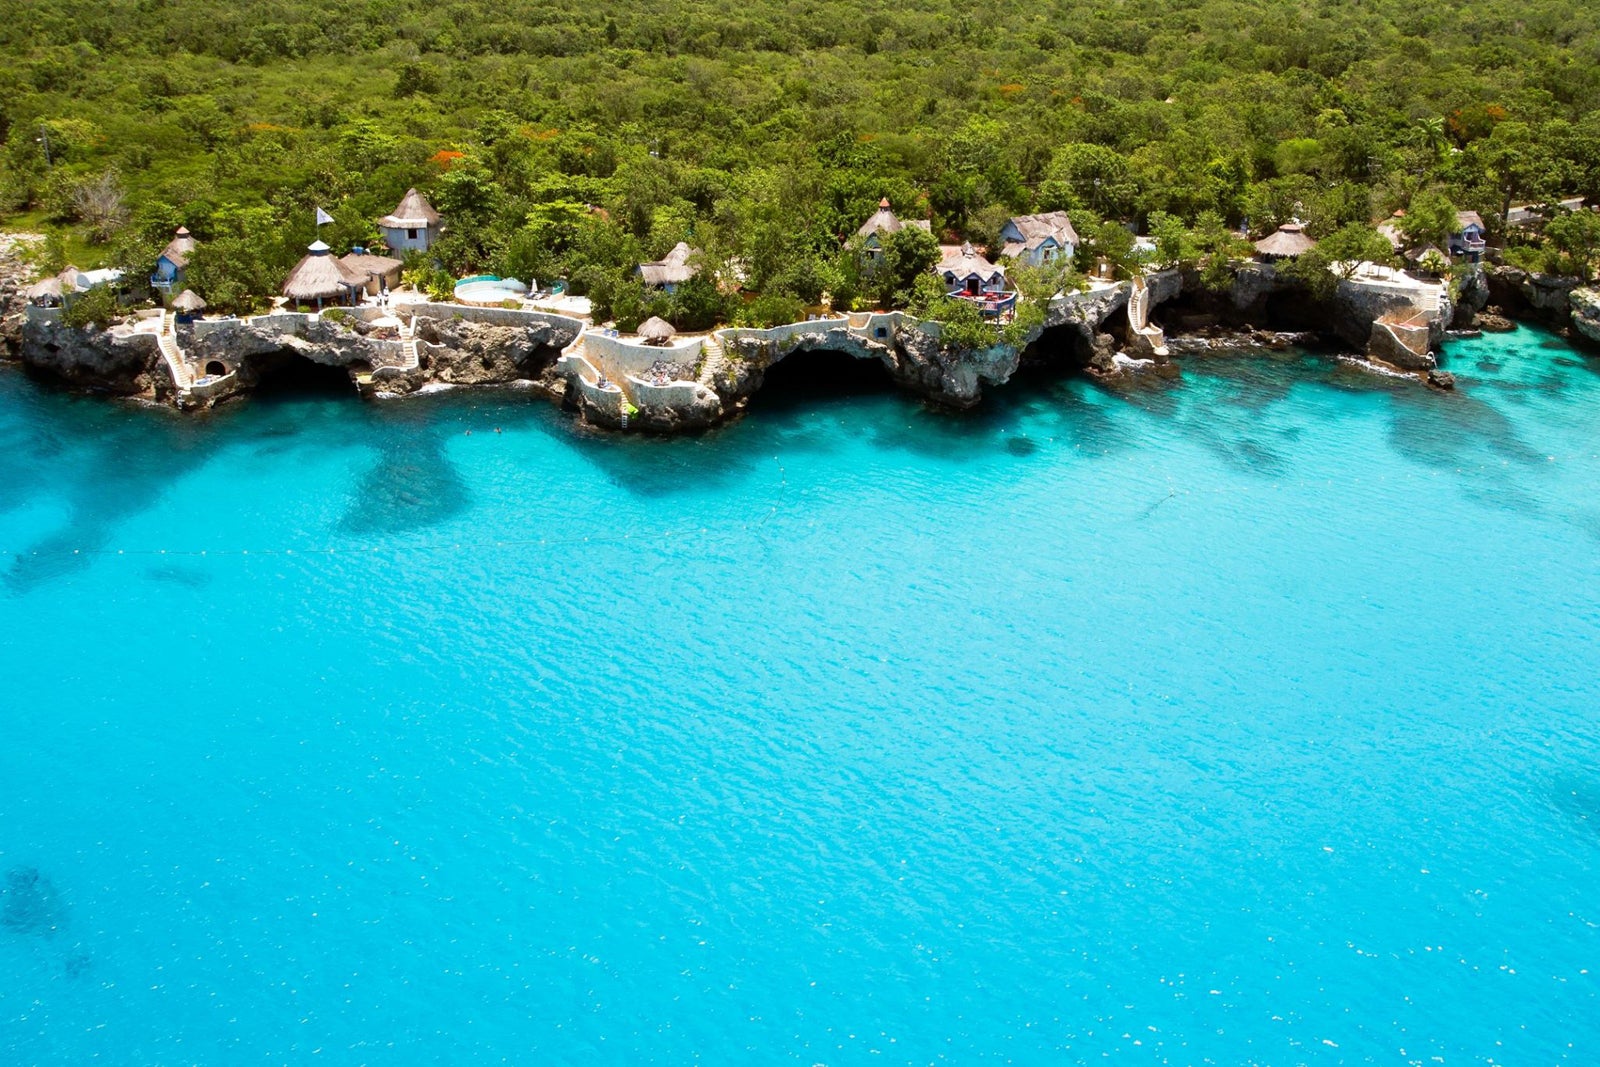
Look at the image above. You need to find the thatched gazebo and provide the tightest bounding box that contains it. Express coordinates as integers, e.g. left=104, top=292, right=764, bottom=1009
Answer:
left=282, top=241, right=364, bottom=308
left=171, top=289, right=207, bottom=317
left=1255, top=223, right=1317, bottom=262
left=637, top=316, right=677, bottom=345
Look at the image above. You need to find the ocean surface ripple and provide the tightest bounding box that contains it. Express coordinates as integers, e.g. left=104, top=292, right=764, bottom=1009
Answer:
left=1, top=326, right=1597, bottom=1063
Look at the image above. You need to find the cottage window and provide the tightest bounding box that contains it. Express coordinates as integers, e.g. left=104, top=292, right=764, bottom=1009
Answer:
left=875, top=327, right=887, bottom=339
left=407, top=228, right=419, bottom=240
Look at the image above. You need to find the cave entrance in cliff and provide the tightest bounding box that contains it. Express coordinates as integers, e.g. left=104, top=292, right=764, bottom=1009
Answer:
left=253, top=353, right=358, bottom=398
left=752, top=348, right=895, bottom=410
left=1017, top=323, right=1097, bottom=377
left=203, top=360, right=227, bottom=377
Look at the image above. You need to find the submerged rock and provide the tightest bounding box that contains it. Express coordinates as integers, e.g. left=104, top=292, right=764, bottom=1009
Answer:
left=1426, top=369, right=1457, bottom=390
left=2, top=866, right=64, bottom=936
left=1476, top=308, right=1516, bottom=332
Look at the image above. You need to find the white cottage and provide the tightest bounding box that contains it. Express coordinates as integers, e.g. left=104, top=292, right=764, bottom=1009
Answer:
left=999, top=212, right=1078, bottom=267
left=938, top=243, right=1007, bottom=295
left=857, top=198, right=931, bottom=267
left=377, top=188, right=440, bottom=253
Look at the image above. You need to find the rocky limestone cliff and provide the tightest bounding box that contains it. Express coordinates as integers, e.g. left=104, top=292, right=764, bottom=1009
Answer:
left=20, top=318, right=163, bottom=394
left=1486, top=266, right=1583, bottom=327
left=414, top=316, right=578, bottom=387
left=708, top=320, right=1015, bottom=420
left=0, top=236, right=39, bottom=363
left=1571, top=288, right=1600, bottom=347
left=676, top=272, right=1185, bottom=431
left=16, top=305, right=582, bottom=407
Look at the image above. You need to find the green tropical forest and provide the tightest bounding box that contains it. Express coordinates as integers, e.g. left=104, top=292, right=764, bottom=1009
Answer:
left=3, top=0, right=1599, bottom=325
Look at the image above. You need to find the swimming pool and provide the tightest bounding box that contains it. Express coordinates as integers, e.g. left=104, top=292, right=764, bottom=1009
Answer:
left=453, top=275, right=530, bottom=306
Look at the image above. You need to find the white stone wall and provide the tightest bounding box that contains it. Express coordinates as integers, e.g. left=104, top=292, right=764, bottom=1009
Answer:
left=718, top=318, right=852, bottom=351
left=191, top=316, right=242, bottom=338
left=629, top=378, right=704, bottom=407
left=406, top=302, right=585, bottom=335
left=582, top=332, right=703, bottom=379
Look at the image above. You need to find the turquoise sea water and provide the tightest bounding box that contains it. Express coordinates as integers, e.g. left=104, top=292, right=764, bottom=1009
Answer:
left=1, top=326, right=1598, bottom=1064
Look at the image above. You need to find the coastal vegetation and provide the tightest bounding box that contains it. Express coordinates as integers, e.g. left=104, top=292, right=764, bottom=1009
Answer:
left=2, top=0, right=1599, bottom=316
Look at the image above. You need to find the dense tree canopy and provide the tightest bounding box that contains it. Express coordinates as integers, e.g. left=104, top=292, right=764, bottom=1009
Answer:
left=2, top=0, right=1597, bottom=313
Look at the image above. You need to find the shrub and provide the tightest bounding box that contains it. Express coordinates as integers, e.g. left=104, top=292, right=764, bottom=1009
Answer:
left=735, top=292, right=805, bottom=329
left=62, top=286, right=118, bottom=329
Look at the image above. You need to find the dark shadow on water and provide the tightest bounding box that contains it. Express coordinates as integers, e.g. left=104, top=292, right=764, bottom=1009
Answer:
left=144, top=564, right=213, bottom=590
left=340, top=430, right=472, bottom=535
left=1, top=372, right=217, bottom=594
left=1004, top=435, right=1039, bottom=457
left=2, top=866, right=64, bottom=937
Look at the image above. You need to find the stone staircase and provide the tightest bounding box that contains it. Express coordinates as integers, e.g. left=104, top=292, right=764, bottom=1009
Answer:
left=156, top=311, right=193, bottom=395
left=698, top=332, right=728, bottom=387
left=397, top=314, right=420, bottom=369
left=1126, top=277, right=1169, bottom=358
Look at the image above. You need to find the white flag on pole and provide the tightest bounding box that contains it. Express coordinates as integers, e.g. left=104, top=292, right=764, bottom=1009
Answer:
left=315, top=207, right=334, bottom=226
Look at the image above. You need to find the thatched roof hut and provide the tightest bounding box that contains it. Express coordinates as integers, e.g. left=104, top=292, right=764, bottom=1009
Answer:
left=171, top=288, right=207, bottom=313
left=339, top=252, right=403, bottom=278
left=24, top=276, right=63, bottom=304
left=282, top=241, right=364, bottom=304
left=378, top=188, right=439, bottom=229
left=637, top=316, right=677, bottom=345
left=637, top=243, right=697, bottom=288
left=1255, top=223, right=1317, bottom=260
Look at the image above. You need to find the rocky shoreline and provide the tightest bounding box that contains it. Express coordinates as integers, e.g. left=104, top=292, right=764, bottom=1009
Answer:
left=4, top=237, right=1596, bottom=433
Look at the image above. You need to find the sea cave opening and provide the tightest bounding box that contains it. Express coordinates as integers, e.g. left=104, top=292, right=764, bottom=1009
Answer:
left=1016, top=322, right=1098, bottom=379
left=751, top=348, right=895, bottom=410
left=251, top=353, right=360, bottom=398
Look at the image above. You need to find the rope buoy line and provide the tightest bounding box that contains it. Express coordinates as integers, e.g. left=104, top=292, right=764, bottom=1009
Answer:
left=0, top=456, right=1587, bottom=560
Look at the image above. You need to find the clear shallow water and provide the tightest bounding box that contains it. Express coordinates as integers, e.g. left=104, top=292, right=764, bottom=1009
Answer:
left=1, top=325, right=1598, bottom=1064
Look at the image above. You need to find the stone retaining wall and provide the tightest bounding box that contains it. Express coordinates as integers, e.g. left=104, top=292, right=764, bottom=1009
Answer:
left=582, top=331, right=703, bottom=379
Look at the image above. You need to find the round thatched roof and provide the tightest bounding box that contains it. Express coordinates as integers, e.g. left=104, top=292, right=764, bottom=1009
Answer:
left=379, top=188, right=440, bottom=229
left=283, top=244, right=364, bottom=302
left=24, top=276, right=63, bottom=303
left=171, top=288, right=207, bottom=312
left=1255, top=224, right=1317, bottom=259
left=637, top=316, right=677, bottom=344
